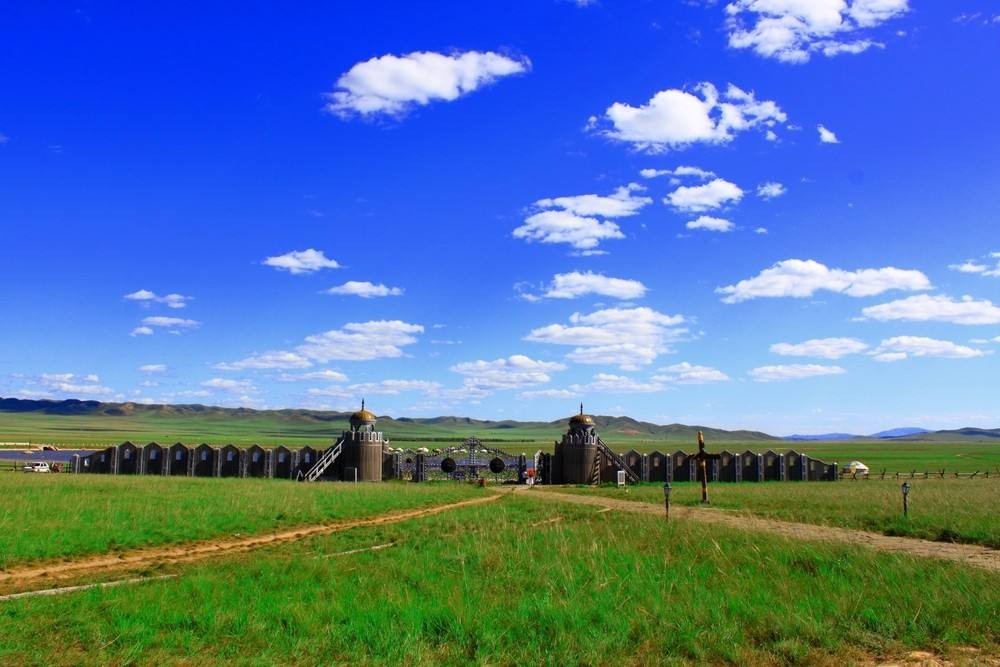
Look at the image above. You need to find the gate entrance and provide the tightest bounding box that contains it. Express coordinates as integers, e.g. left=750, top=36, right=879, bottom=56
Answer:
left=396, top=437, right=526, bottom=483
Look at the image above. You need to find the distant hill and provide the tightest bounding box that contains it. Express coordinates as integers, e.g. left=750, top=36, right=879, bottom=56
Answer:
left=2, top=397, right=995, bottom=446
left=869, top=427, right=930, bottom=439
left=908, top=427, right=1000, bottom=441
left=785, top=433, right=859, bottom=441
left=785, top=427, right=932, bottom=441
left=0, top=397, right=776, bottom=444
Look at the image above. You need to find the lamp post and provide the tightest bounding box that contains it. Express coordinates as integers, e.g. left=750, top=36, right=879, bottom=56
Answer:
left=901, top=481, right=911, bottom=517
left=662, top=481, right=672, bottom=521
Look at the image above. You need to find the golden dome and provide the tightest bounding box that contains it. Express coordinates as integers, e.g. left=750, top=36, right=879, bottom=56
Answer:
left=569, top=403, right=595, bottom=426
left=350, top=399, right=376, bottom=423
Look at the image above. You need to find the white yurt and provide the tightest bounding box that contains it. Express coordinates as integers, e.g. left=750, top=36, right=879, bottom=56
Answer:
left=845, top=460, right=869, bottom=475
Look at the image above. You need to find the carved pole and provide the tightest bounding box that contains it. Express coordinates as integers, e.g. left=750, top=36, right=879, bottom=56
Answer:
left=700, top=458, right=708, bottom=503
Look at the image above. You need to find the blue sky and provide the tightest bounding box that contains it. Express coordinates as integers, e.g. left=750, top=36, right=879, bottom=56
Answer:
left=2, top=1, right=999, bottom=434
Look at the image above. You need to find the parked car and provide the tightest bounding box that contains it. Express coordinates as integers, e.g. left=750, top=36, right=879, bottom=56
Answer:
left=22, top=461, right=51, bottom=473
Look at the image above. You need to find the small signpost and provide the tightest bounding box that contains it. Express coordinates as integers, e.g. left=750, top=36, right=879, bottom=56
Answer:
left=692, top=431, right=721, bottom=504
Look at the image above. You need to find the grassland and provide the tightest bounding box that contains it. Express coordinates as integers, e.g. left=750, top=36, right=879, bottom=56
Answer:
left=3, top=398, right=1000, bottom=473
left=0, top=474, right=480, bottom=569
left=0, top=493, right=996, bottom=665
left=5, top=420, right=1000, bottom=475
left=543, top=478, right=1000, bottom=548
left=734, top=439, right=1000, bottom=473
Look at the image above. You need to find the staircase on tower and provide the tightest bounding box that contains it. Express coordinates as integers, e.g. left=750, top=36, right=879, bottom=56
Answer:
left=304, top=438, right=344, bottom=481
left=592, top=436, right=640, bottom=484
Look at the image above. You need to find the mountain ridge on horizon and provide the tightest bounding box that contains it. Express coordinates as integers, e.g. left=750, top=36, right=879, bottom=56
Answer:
left=1, top=397, right=997, bottom=443
left=0, top=396, right=774, bottom=442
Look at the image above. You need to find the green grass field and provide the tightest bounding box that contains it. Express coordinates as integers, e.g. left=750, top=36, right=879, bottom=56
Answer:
left=0, top=493, right=996, bottom=665
left=0, top=409, right=562, bottom=446
left=541, top=478, right=1000, bottom=548
left=3, top=405, right=1000, bottom=473
left=0, top=474, right=480, bottom=569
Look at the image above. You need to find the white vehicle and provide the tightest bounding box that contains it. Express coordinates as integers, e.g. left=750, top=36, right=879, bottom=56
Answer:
left=22, top=461, right=51, bottom=473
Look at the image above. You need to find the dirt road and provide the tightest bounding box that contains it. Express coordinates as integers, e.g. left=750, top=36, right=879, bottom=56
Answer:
left=526, top=489, right=1000, bottom=572
left=0, top=494, right=500, bottom=593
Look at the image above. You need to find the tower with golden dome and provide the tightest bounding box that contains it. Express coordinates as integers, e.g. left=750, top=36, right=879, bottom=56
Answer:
left=340, top=399, right=387, bottom=481
left=552, top=403, right=600, bottom=484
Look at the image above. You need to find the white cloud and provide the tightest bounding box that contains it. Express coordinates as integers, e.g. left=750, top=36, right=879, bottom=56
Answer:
left=717, top=259, right=930, bottom=303
left=526, top=306, right=687, bottom=370
left=451, top=355, right=566, bottom=391
left=749, top=364, right=846, bottom=382
left=218, top=320, right=424, bottom=371
left=138, top=316, right=201, bottom=334
left=35, top=373, right=114, bottom=397
left=513, top=184, right=650, bottom=252
left=325, top=281, right=404, bottom=298
left=174, top=390, right=211, bottom=399
left=513, top=210, right=623, bottom=253
left=754, top=227, right=769, bottom=234
left=297, top=321, right=424, bottom=362
left=124, top=290, right=192, bottom=309
left=138, top=364, right=167, bottom=374
left=871, top=336, right=988, bottom=362
left=202, top=378, right=256, bottom=394
left=724, top=0, right=908, bottom=63
left=817, top=124, right=840, bottom=144
left=534, top=184, right=652, bottom=218
left=771, top=337, right=869, bottom=359
left=593, top=82, right=787, bottom=152
left=278, top=369, right=349, bottom=383
left=325, top=50, right=530, bottom=118
left=517, top=388, right=578, bottom=399
left=640, top=165, right=716, bottom=181
left=570, top=373, right=664, bottom=394
left=519, top=271, right=647, bottom=301
left=214, top=351, right=313, bottom=371
left=263, top=249, right=340, bottom=275
left=757, top=182, right=786, bottom=200
left=653, top=362, right=730, bottom=384
left=144, top=316, right=200, bottom=332
left=949, top=252, right=1000, bottom=278
left=666, top=178, right=744, bottom=212
left=686, top=215, right=735, bottom=233
left=860, top=294, right=1000, bottom=325
left=308, top=379, right=442, bottom=398
left=954, top=12, right=1000, bottom=27
left=950, top=261, right=988, bottom=274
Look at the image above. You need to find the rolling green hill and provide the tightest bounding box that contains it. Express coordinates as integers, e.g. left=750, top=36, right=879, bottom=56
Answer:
left=0, top=397, right=776, bottom=446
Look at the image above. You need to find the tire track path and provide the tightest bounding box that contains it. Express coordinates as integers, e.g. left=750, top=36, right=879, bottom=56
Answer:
left=0, top=494, right=499, bottom=594
left=526, top=489, right=1000, bottom=572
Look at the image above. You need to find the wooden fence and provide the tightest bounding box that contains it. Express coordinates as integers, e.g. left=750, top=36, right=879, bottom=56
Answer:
left=841, top=468, right=1000, bottom=480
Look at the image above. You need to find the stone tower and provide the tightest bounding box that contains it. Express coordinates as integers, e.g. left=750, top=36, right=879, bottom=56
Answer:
left=554, top=403, right=599, bottom=484
left=340, top=399, right=385, bottom=481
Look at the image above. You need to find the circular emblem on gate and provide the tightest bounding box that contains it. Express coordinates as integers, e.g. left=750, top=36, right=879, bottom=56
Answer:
left=440, top=457, right=457, bottom=473
left=489, top=457, right=506, bottom=474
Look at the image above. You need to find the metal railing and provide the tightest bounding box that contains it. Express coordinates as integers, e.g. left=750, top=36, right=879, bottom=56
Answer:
left=304, top=441, right=343, bottom=482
